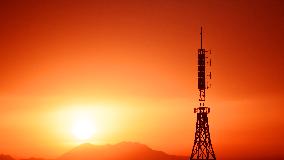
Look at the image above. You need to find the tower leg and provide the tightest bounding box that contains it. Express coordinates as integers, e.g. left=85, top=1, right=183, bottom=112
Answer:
left=190, top=112, right=216, bottom=160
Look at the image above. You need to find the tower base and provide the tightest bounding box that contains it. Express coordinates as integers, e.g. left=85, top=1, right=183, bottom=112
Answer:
left=190, top=107, right=216, bottom=160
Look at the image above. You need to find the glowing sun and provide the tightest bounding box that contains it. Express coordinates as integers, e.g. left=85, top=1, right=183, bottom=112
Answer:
left=71, top=115, right=95, bottom=140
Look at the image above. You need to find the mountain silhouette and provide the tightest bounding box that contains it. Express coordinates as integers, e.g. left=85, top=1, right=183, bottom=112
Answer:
left=20, top=158, right=47, bottom=160
left=58, top=141, right=188, bottom=160
left=0, top=154, right=15, bottom=160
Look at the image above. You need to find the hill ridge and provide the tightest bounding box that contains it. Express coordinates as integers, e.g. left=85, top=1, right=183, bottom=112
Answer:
left=58, top=141, right=188, bottom=160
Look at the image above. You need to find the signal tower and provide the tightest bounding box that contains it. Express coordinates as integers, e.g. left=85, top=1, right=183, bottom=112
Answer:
left=190, top=27, right=216, bottom=160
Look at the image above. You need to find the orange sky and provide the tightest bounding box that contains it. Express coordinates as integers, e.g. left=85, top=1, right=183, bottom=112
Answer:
left=0, top=0, right=283, bottom=159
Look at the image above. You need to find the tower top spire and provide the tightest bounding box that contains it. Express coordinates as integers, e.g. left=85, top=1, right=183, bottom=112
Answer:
left=200, top=27, right=203, bottom=49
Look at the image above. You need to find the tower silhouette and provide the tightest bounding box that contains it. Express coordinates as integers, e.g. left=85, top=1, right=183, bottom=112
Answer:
left=190, top=27, right=216, bottom=160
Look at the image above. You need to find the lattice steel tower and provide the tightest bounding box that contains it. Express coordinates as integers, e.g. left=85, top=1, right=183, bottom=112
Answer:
left=190, top=27, right=216, bottom=160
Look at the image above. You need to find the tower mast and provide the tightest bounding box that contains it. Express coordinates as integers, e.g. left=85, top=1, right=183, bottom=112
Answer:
left=190, top=27, right=216, bottom=160
left=200, top=27, right=203, bottom=49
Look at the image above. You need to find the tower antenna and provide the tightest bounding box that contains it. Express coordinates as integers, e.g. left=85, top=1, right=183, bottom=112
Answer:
left=189, top=27, right=216, bottom=160
left=201, top=27, right=203, bottom=49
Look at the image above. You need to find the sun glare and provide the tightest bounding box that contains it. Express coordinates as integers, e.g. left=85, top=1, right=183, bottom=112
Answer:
left=52, top=104, right=120, bottom=143
left=71, top=113, right=95, bottom=141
